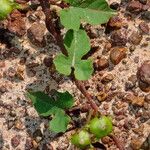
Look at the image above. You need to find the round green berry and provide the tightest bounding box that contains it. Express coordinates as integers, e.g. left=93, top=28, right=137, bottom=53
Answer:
left=71, top=130, right=91, bottom=149
left=0, top=0, right=18, bottom=20
left=89, top=116, right=113, bottom=139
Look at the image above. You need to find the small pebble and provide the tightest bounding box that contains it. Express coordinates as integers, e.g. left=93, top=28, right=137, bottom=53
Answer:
left=43, top=57, right=53, bottom=67
left=142, top=11, right=150, bottom=20
left=110, top=47, right=127, bottom=65
left=128, top=31, right=143, bottom=45
left=25, top=139, right=33, bottom=150
left=19, top=57, right=26, bottom=65
left=139, top=22, right=149, bottom=34
left=101, top=73, right=114, bottom=83
left=145, top=94, right=150, bottom=103
left=11, top=135, right=21, bottom=148
left=137, top=60, right=150, bottom=92
left=130, top=138, right=143, bottom=150
left=95, top=57, right=109, bottom=70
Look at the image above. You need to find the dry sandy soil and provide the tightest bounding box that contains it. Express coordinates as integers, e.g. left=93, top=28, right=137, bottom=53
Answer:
left=0, top=0, right=150, bottom=150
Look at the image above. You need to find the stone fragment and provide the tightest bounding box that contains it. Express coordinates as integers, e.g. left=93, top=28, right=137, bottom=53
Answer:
left=138, top=61, right=150, bottom=84
left=110, top=47, right=127, bottom=65
left=6, top=67, right=16, bottom=78
left=0, top=61, right=5, bottom=68
left=43, top=57, right=53, bottom=67
left=128, top=31, right=143, bottom=45
left=137, top=60, right=150, bottom=92
left=27, top=22, right=46, bottom=47
left=11, top=135, right=21, bottom=148
left=14, top=119, right=24, bottom=130
left=96, top=91, right=108, bottom=102
left=110, top=29, right=128, bottom=46
left=133, top=125, right=144, bottom=135
left=125, top=75, right=138, bottom=90
left=108, top=16, right=124, bottom=29
left=101, top=73, right=114, bottom=83
left=142, top=11, right=150, bottom=20
left=102, top=42, right=112, bottom=54
left=8, top=10, right=26, bottom=36
left=19, top=57, right=26, bottom=65
left=145, top=94, right=150, bottom=103
left=25, top=139, right=33, bottom=150
left=139, top=22, right=149, bottom=34
left=95, top=57, right=109, bottom=70
left=139, top=80, right=150, bottom=92
left=130, top=138, right=143, bottom=150
left=0, top=85, right=8, bottom=94
left=127, top=1, right=143, bottom=12
left=124, top=94, right=144, bottom=106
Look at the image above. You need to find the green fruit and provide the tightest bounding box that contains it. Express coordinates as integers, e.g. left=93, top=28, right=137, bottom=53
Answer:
left=71, top=130, right=91, bottom=149
left=0, top=0, right=18, bottom=20
left=89, top=116, right=113, bottom=139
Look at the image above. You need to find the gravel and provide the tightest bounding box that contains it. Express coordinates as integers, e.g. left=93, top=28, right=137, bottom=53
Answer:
left=0, top=0, right=150, bottom=149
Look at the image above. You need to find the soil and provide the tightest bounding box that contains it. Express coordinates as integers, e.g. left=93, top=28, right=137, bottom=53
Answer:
left=0, top=0, right=150, bottom=150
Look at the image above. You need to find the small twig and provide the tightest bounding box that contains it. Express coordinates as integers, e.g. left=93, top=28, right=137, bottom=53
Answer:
left=40, top=0, right=67, bottom=56
left=74, top=79, right=99, bottom=114
left=67, top=104, right=91, bottom=113
left=109, top=134, right=125, bottom=150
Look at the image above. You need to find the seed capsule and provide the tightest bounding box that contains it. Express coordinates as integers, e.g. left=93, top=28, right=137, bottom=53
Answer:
left=71, top=130, right=91, bottom=149
left=89, top=116, right=113, bottom=139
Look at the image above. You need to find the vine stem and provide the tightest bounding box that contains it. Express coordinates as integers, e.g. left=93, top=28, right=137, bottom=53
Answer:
left=40, top=0, right=99, bottom=114
left=40, top=0, right=68, bottom=56
left=74, top=79, right=99, bottom=114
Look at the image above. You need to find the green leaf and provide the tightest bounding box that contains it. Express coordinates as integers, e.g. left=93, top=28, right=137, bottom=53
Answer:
left=61, top=0, right=116, bottom=30
left=53, top=90, right=74, bottom=109
left=0, top=0, right=19, bottom=20
left=27, top=91, right=56, bottom=116
left=27, top=91, right=74, bottom=116
left=74, top=60, right=93, bottom=80
left=65, top=0, right=115, bottom=9
left=27, top=91, right=74, bottom=133
left=49, top=109, right=70, bottom=133
left=54, top=29, right=93, bottom=80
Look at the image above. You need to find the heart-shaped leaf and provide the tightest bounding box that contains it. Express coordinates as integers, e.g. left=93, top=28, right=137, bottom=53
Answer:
left=49, top=109, right=70, bottom=133
left=54, top=29, right=93, bottom=80
left=61, top=0, right=116, bottom=30
left=27, top=91, right=74, bottom=133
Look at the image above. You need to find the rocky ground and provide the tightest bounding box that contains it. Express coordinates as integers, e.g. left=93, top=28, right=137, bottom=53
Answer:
left=0, top=0, right=150, bottom=150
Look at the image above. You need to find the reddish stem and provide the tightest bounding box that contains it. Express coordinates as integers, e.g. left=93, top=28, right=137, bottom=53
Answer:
left=40, top=0, right=68, bottom=56
left=74, top=79, right=99, bottom=114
